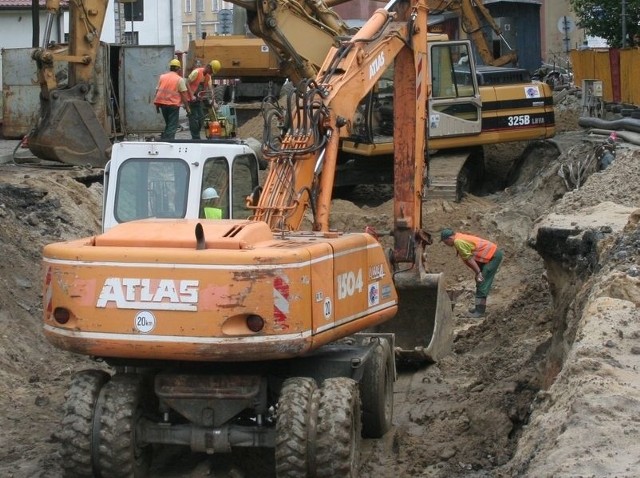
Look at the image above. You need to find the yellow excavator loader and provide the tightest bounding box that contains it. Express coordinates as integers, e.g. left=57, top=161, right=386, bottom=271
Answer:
left=43, top=0, right=452, bottom=474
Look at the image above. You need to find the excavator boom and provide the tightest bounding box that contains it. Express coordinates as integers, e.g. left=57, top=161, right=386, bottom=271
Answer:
left=427, top=0, right=516, bottom=66
left=251, top=3, right=427, bottom=234
left=247, top=0, right=453, bottom=359
left=225, top=0, right=355, bottom=86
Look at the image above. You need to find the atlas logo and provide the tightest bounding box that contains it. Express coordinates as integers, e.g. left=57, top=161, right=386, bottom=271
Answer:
left=369, top=52, right=385, bottom=80
left=97, top=278, right=199, bottom=311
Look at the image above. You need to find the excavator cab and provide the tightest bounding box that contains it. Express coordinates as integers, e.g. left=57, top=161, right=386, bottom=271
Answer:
left=102, top=140, right=260, bottom=232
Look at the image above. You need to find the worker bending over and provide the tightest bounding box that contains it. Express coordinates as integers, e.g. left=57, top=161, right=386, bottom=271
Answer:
left=441, top=228, right=503, bottom=317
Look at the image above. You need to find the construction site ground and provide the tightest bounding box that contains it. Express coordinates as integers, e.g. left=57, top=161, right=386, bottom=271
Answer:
left=1, top=93, right=639, bottom=477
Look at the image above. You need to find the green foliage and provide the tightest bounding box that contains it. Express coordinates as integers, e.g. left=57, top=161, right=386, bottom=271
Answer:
left=570, top=0, right=640, bottom=47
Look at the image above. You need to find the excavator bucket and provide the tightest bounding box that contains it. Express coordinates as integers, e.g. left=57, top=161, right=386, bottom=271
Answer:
left=376, top=270, right=453, bottom=363
left=28, top=86, right=111, bottom=168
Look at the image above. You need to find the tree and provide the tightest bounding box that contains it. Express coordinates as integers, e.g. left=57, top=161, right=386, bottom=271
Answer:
left=570, top=0, right=640, bottom=47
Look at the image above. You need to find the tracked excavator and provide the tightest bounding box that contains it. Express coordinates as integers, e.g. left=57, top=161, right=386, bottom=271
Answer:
left=203, top=0, right=554, bottom=200
left=43, top=0, right=451, bottom=475
left=28, top=0, right=112, bottom=168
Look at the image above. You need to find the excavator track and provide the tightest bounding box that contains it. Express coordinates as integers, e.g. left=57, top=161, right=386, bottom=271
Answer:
left=427, top=152, right=473, bottom=202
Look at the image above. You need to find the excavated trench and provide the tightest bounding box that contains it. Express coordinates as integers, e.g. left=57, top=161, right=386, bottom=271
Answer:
left=151, top=109, right=640, bottom=476
left=153, top=131, right=630, bottom=477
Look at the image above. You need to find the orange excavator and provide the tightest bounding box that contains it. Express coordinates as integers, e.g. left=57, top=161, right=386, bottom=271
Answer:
left=43, top=0, right=449, bottom=475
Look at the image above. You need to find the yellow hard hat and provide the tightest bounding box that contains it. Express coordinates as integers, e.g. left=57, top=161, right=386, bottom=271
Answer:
left=169, top=59, right=181, bottom=68
left=209, top=60, right=221, bottom=73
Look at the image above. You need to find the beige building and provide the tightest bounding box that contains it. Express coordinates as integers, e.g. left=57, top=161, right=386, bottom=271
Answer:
left=181, top=0, right=235, bottom=49
left=540, top=0, right=586, bottom=63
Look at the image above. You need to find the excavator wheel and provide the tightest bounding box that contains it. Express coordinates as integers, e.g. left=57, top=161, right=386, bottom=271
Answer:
left=360, top=339, right=394, bottom=438
left=59, top=369, right=110, bottom=478
left=315, top=377, right=362, bottom=478
left=214, top=85, right=229, bottom=104
left=93, top=373, right=152, bottom=477
left=275, top=377, right=318, bottom=477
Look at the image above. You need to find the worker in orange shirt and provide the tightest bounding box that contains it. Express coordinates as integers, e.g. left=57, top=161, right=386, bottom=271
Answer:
left=187, top=60, right=221, bottom=139
left=153, top=59, right=191, bottom=139
left=441, top=228, right=504, bottom=317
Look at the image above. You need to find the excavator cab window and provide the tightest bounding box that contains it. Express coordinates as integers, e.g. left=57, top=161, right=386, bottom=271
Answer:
left=431, top=43, right=476, bottom=99
left=350, top=41, right=480, bottom=145
left=201, top=158, right=230, bottom=219
left=231, top=154, right=260, bottom=219
left=199, top=153, right=258, bottom=220
left=114, top=158, right=190, bottom=223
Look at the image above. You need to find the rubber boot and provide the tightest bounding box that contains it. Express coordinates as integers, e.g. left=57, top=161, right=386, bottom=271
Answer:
left=468, top=297, right=487, bottom=318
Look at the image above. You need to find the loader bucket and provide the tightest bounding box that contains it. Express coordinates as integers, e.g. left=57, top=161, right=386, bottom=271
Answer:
left=375, top=271, right=453, bottom=363
left=28, top=86, right=111, bottom=168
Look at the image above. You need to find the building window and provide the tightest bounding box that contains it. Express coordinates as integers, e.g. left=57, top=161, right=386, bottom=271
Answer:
left=124, top=0, right=144, bottom=22
left=185, top=0, right=192, bottom=13
left=123, top=31, right=139, bottom=45
left=212, top=0, right=221, bottom=11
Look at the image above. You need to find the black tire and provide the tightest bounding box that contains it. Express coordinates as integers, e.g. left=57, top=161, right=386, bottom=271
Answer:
left=275, top=377, right=318, bottom=477
left=315, top=377, right=362, bottom=478
left=360, top=340, right=394, bottom=438
left=59, top=369, right=110, bottom=478
left=94, top=374, right=152, bottom=478
left=214, top=85, right=228, bottom=104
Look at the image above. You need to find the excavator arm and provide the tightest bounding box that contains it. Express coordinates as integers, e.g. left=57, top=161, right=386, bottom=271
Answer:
left=226, top=0, right=515, bottom=81
left=227, top=0, right=355, bottom=86
left=28, top=0, right=111, bottom=167
left=251, top=0, right=429, bottom=268
left=427, top=0, right=516, bottom=66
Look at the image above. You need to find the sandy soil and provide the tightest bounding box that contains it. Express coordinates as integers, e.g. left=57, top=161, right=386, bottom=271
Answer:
left=0, top=91, right=639, bottom=477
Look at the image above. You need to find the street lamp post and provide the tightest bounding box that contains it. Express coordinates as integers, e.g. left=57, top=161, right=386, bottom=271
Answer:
left=622, top=0, right=627, bottom=47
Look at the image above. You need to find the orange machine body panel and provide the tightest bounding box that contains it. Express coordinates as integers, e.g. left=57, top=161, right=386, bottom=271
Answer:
left=42, top=220, right=398, bottom=362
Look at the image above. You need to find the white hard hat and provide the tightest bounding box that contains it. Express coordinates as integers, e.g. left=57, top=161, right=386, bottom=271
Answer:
left=202, top=187, right=219, bottom=200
